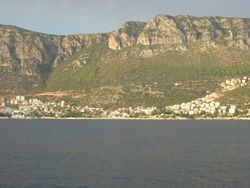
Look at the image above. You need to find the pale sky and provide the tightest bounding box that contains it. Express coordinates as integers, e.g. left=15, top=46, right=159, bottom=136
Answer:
left=0, top=0, right=249, bottom=35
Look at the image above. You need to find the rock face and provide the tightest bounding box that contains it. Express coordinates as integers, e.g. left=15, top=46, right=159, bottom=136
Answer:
left=0, top=25, right=104, bottom=80
left=137, top=15, right=187, bottom=49
left=108, top=14, right=250, bottom=51
left=108, top=21, right=146, bottom=50
left=1, top=14, right=250, bottom=82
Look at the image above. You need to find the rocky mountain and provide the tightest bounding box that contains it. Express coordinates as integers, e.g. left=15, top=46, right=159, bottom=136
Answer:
left=109, top=14, right=250, bottom=51
left=0, top=14, right=250, bottom=97
left=0, top=25, right=104, bottom=80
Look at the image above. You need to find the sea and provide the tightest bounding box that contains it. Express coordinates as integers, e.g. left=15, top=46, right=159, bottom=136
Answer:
left=0, top=120, right=249, bottom=188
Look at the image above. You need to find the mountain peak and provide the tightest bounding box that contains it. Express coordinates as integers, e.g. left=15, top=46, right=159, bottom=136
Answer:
left=108, top=14, right=250, bottom=51
left=153, top=14, right=174, bottom=19
left=1, top=14, right=250, bottom=92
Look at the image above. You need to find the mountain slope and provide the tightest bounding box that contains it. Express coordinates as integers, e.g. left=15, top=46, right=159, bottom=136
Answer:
left=1, top=14, right=250, bottom=108
left=109, top=15, right=250, bottom=51
left=0, top=25, right=105, bottom=93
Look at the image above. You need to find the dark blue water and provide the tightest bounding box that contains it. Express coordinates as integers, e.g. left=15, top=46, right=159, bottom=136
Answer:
left=0, top=120, right=249, bottom=188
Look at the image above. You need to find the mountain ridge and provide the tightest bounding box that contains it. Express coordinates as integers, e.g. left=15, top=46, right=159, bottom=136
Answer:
left=1, top=14, right=250, bottom=72
left=0, top=14, right=250, bottom=108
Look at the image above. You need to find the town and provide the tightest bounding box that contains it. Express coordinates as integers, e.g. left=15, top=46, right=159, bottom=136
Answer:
left=1, top=77, right=250, bottom=119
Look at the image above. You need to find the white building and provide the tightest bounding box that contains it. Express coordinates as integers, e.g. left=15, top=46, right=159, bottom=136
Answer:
left=60, top=101, right=65, bottom=108
left=228, top=106, right=237, bottom=115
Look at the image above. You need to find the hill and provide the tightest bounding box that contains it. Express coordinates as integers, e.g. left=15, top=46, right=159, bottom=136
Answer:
left=0, top=14, right=250, bottom=109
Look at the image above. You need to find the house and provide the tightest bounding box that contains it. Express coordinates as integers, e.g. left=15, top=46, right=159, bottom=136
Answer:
left=60, top=101, right=65, bottom=108
left=20, top=96, right=25, bottom=101
left=228, top=106, right=237, bottom=115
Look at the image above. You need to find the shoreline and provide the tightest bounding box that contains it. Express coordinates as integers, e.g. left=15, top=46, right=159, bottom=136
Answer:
left=1, top=117, right=250, bottom=120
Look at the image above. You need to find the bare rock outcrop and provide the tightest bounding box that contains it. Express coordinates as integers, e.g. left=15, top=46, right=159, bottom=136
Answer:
left=108, top=14, right=250, bottom=52
left=108, top=21, right=146, bottom=50
left=1, top=14, right=250, bottom=82
left=0, top=25, right=105, bottom=79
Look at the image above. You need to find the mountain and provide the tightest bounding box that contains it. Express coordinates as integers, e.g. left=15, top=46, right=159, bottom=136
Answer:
left=109, top=15, right=250, bottom=50
left=0, top=24, right=105, bottom=92
left=0, top=14, right=250, bottom=109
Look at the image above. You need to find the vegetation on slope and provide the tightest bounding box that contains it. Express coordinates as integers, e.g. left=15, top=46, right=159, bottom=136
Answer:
left=45, top=42, right=250, bottom=108
left=217, top=83, right=250, bottom=110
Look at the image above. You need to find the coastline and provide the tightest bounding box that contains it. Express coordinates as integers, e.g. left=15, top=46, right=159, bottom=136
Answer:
left=1, top=117, right=250, bottom=120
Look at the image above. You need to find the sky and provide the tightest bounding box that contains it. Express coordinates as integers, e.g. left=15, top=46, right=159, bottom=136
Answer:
left=0, top=0, right=249, bottom=35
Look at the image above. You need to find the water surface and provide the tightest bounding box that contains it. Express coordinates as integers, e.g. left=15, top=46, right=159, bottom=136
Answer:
left=0, top=120, right=249, bottom=188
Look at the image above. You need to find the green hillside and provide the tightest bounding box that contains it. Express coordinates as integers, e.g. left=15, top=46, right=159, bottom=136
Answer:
left=46, top=42, right=250, bottom=108
left=217, top=83, right=250, bottom=109
left=2, top=14, right=250, bottom=110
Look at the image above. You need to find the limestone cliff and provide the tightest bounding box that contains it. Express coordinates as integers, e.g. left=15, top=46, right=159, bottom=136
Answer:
left=0, top=25, right=105, bottom=80
left=108, top=14, right=250, bottom=51
left=108, top=21, right=146, bottom=50
left=1, top=14, right=250, bottom=86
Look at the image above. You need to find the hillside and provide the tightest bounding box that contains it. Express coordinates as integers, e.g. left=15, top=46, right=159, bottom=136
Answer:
left=1, top=14, right=250, bottom=108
